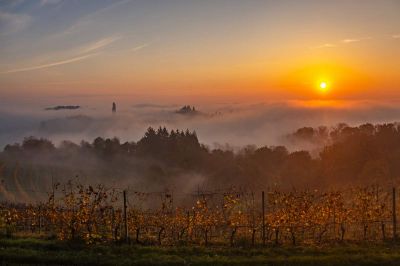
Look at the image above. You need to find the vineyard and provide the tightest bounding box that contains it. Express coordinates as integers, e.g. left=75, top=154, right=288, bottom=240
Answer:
left=1, top=181, right=398, bottom=247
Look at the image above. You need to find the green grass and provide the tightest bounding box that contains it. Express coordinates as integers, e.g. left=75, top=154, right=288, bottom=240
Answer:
left=1, top=238, right=400, bottom=265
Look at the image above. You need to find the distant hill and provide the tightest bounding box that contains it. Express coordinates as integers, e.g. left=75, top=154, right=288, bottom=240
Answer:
left=45, top=105, right=80, bottom=111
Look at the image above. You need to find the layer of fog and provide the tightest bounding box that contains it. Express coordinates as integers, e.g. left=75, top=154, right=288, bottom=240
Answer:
left=2, top=99, right=400, bottom=151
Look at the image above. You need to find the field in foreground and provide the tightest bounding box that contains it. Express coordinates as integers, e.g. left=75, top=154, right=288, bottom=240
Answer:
left=1, top=238, right=400, bottom=266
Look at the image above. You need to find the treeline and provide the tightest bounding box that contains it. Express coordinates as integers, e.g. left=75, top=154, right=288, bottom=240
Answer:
left=1, top=123, right=400, bottom=192
left=2, top=127, right=205, bottom=170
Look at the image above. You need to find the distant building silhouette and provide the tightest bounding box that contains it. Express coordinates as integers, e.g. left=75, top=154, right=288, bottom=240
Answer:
left=112, top=102, right=117, bottom=113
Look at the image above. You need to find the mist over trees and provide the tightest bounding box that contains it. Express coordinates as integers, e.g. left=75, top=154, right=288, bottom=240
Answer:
left=1, top=122, right=400, bottom=202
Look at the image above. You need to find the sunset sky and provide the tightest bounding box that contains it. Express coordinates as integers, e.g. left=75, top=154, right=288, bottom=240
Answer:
left=1, top=0, right=399, bottom=104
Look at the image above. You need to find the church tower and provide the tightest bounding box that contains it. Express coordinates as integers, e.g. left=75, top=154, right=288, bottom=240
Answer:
left=112, top=102, right=116, bottom=113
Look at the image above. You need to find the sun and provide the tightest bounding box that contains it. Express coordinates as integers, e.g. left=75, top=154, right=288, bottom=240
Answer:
left=318, top=81, right=329, bottom=93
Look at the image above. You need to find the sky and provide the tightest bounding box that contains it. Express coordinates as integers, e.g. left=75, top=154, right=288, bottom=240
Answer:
left=0, top=0, right=399, bottom=106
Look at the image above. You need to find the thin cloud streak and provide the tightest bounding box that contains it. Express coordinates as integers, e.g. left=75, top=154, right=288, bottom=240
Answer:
left=310, top=43, right=336, bottom=49
left=0, top=53, right=99, bottom=74
left=312, top=36, right=372, bottom=49
left=80, top=36, right=120, bottom=54
left=132, top=43, right=149, bottom=52
left=342, top=39, right=360, bottom=43
left=1, top=36, right=118, bottom=74
left=342, top=37, right=371, bottom=43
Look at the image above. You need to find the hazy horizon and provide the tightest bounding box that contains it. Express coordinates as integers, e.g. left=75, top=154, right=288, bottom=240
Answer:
left=3, top=97, right=400, bottom=150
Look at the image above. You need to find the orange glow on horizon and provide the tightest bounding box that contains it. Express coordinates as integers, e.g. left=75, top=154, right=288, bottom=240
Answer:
left=288, top=99, right=359, bottom=108
left=276, top=59, right=374, bottom=99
